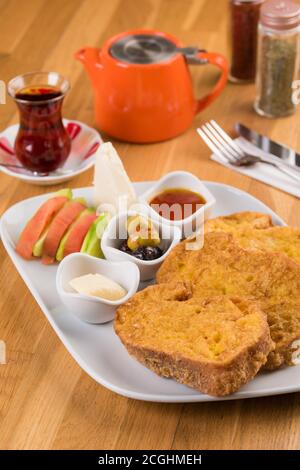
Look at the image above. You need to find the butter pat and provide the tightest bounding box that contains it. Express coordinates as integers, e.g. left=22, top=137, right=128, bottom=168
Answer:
left=69, top=273, right=127, bottom=301
left=93, top=142, right=136, bottom=211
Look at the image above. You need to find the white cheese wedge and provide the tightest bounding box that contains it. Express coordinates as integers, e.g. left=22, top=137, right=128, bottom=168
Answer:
left=69, top=273, right=127, bottom=301
left=93, top=142, right=136, bottom=211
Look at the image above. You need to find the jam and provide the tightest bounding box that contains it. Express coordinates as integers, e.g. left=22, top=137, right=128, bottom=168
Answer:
left=150, top=188, right=206, bottom=221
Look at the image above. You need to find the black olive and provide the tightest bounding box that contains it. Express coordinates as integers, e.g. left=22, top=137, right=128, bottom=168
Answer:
left=131, top=247, right=146, bottom=260
left=140, top=246, right=164, bottom=260
left=119, top=240, right=131, bottom=253
left=119, top=240, right=164, bottom=261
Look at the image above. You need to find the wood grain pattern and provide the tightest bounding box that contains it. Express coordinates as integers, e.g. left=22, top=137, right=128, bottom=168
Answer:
left=1, top=0, right=300, bottom=450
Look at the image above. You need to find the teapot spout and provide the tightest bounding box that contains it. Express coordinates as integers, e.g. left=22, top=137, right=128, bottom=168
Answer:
left=74, top=47, right=102, bottom=87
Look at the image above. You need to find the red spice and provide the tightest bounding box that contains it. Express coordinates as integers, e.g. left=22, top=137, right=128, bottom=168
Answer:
left=230, top=0, right=264, bottom=82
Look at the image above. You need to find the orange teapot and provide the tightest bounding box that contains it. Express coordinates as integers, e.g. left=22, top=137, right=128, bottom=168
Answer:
left=75, top=30, right=228, bottom=143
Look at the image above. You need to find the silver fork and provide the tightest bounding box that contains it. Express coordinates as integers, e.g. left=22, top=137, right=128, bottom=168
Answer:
left=197, top=120, right=300, bottom=183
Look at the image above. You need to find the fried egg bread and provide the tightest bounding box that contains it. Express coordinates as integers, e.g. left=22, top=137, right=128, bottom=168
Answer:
left=115, top=284, right=273, bottom=396
left=204, top=211, right=273, bottom=233
left=157, top=232, right=300, bottom=369
left=205, top=212, right=300, bottom=264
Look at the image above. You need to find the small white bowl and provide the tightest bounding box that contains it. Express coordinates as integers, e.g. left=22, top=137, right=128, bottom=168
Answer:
left=101, top=211, right=182, bottom=281
left=139, top=171, right=216, bottom=237
left=56, top=253, right=140, bottom=324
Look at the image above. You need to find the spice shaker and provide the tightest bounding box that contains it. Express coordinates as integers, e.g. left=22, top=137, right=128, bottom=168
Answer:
left=254, top=0, right=300, bottom=118
left=229, top=0, right=264, bottom=83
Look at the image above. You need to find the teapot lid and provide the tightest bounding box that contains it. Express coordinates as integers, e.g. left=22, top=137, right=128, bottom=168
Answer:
left=109, top=34, right=177, bottom=64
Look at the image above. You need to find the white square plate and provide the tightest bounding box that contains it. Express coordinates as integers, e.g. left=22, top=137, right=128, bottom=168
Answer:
left=1, top=181, right=298, bottom=403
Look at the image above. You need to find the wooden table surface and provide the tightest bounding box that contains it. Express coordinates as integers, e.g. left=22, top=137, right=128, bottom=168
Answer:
left=1, top=0, right=300, bottom=450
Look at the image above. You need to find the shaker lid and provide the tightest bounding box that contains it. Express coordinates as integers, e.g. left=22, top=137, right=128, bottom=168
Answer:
left=261, top=0, right=300, bottom=30
left=109, top=34, right=177, bottom=64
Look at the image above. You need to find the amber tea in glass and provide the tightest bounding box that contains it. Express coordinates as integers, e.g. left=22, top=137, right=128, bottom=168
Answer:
left=8, top=72, right=71, bottom=173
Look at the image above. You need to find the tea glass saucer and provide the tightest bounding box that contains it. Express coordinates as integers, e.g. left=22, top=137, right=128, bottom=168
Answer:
left=0, top=119, right=102, bottom=185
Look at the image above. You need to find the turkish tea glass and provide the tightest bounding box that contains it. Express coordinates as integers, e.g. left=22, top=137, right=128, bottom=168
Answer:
left=8, top=72, right=71, bottom=173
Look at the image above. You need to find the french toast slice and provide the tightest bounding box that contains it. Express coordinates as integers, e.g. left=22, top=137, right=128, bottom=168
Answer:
left=204, top=211, right=273, bottom=233
left=216, top=226, right=300, bottom=265
left=115, top=284, right=273, bottom=397
left=205, top=212, right=300, bottom=264
left=157, top=232, right=300, bottom=370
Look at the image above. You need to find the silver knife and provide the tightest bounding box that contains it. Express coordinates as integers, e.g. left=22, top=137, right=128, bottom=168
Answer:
left=235, top=122, right=300, bottom=169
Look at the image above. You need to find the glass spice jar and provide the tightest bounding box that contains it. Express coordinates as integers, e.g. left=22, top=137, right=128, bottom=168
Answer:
left=254, top=0, right=300, bottom=118
left=229, top=0, right=264, bottom=83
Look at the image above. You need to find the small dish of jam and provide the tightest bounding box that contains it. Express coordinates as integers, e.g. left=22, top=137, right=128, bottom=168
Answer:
left=139, top=171, right=216, bottom=238
left=149, top=187, right=206, bottom=221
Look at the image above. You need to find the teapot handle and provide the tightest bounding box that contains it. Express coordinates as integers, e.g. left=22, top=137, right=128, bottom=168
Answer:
left=193, top=52, right=228, bottom=115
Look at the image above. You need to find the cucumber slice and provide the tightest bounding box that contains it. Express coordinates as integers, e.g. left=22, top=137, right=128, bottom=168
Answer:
left=81, top=212, right=111, bottom=258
